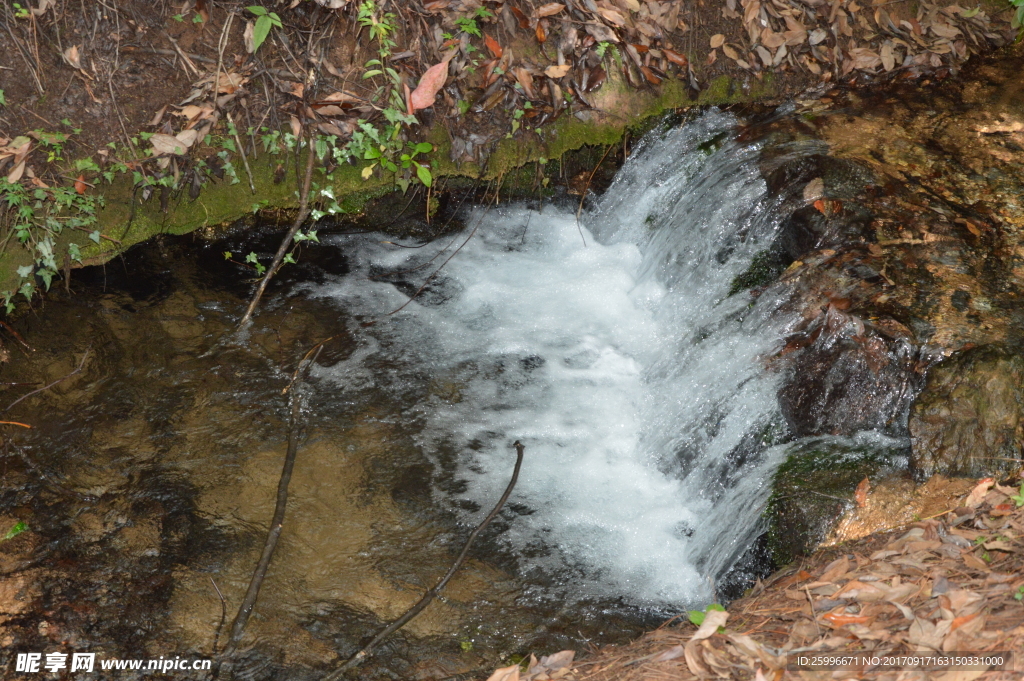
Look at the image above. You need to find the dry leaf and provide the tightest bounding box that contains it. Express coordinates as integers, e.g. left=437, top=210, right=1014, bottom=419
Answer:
left=534, top=2, right=565, bottom=18
left=243, top=21, right=256, bottom=53
left=74, top=174, right=87, bottom=195
left=7, top=160, right=26, bottom=183
left=484, top=34, right=503, bottom=59
left=652, top=645, right=684, bottom=662
left=663, top=48, right=688, bottom=67
left=545, top=64, right=571, bottom=78
left=485, top=665, right=520, bottom=681
left=598, top=7, right=627, bottom=26
left=63, top=45, right=83, bottom=70
left=965, top=478, right=994, bottom=508
left=149, top=133, right=190, bottom=156
left=539, top=650, right=574, bottom=669
left=722, top=44, right=740, bottom=60
left=691, top=609, right=728, bottom=641
left=710, top=33, right=725, bottom=48
left=514, top=67, right=536, bottom=99
left=855, top=476, right=871, bottom=507
left=410, top=59, right=451, bottom=110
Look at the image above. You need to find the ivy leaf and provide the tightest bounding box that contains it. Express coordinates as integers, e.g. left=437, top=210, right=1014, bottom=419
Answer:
left=89, top=230, right=101, bottom=243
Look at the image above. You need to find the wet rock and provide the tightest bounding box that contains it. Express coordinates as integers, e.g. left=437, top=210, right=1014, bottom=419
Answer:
left=778, top=306, right=924, bottom=438
left=909, top=347, right=1024, bottom=479
left=766, top=436, right=909, bottom=565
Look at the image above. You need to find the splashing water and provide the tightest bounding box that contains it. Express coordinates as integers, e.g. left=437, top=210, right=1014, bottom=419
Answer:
left=311, top=110, right=810, bottom=607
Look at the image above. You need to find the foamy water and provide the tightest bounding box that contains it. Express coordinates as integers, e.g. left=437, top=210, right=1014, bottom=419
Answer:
left=310, top=110, right=808, bottom=606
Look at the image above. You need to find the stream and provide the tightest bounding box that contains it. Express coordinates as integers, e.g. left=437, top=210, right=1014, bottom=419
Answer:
left=2, top=79, right=1019, bottom=678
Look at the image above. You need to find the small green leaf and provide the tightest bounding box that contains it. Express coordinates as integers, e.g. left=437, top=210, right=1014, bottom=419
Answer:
left=247, top=5, right=268, bottom=16
left=414, top=142, right=433, bottom=154
left=416, top=163, right=432, bottom=187
left=0, top=89, right=6, bottom=106
left=282, top=253, right=296, bottom=265
left=252, top=14, right=273, bottom=53
left=3, top=521, right=27, bottom=541
left=16, top=265, right=33, bottom=278
left=687, top=610, right=705, bottom=626
left=89, top=230, right=101, bottom=243
left=224, top=251, right=233, bottom=260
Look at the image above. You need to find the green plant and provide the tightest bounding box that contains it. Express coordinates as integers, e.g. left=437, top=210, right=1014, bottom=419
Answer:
left=13, top=3, right=30, bottom=19
left=247, top=5, right=283, bottom=54
left=2, top=521, right=27, bottom=541
left=0, top=89, right=6, bottom=106
left=1014, top=585, right=1024, bottom=601
left=1010, top=0, right=1024, bottom=37
left=687, top=603, right=726, bottom=627
left=454, top=7, right=493, bottom=37
left=1010, top=482, right=1024, bottom=507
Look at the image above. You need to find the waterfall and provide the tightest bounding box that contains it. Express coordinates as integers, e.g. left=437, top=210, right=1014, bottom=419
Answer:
left=310, top=109, right=810, bottom=608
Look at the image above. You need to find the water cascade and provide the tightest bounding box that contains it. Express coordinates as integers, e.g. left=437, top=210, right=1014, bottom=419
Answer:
left=310, top=109, right=816, bottom=608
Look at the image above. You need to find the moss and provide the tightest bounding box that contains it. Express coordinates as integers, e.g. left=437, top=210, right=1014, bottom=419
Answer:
left=729, top=249, right=786, bottom=296
left=764, top=438, right=908, bottom=566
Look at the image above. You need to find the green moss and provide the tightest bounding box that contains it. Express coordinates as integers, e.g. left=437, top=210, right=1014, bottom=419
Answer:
left=729, top=249, right=786, bottom=296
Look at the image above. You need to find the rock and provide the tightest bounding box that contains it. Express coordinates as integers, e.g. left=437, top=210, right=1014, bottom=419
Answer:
left=909, top=347, right=1024, bottom=479
left=778, top=305, right=925, bottom=438
left=766, top=435, right=909, bottom=565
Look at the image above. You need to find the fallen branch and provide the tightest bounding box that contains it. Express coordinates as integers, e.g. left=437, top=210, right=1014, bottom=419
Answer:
left=3, top=349, right=88, bottom=414
left=237, top=129, right=317, bottom=328
left=322, top=440, right=526, bottom=680
left=213, top=352, right=317, bottom=673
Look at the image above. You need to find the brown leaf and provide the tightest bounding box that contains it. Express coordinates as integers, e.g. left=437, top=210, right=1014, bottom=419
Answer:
left=243, top=21, right=256, bottom=53
left=545, top=64, right=571, bottom=79
left=410, top=60, right=450, bottom=110
left=710, top=33, right=725, bottom=48
left=74, top=174, right=87, bottom=195
left=855, top=476, right=871, bottom=507
left=7, top=160, right=26, bottom=183
left=823, top=611, right=871, bottom=626
left=722, top=44, right=740, bottom=60
left=819, top=556, right=849, bottom=583
left=485, top=665, right=519, bottom=681
left=598, top=7, right=627, bottom=26
left=640, top=65, right=662, bottom=84
left=510, top=5, right=530, bottom=28
left=534, top=2, right=565, bottom=18
left=965, top=478, right=994, bottom=508
left=536, top=20, right=547, bottom=43
left=514, top=67, right=536, bottom=98
left=484, top=34, right=503, bottom=59
left=63, top=45, right=83, bottom=70
left=691, top=609, right=728, bottom=641
left=663, top=48, right=688, bottom=67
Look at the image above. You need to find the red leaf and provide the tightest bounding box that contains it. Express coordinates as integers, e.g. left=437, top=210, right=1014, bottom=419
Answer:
left=510, top=5, right=529, bottom=28
left=640, top=66, right=662, bottom=85
left=410, top=60, right=451, bottom=111
left=663, top=48, right=688, bottom=67
left=536, top=20, right=547, bottom=43
left=854, top=477, right=870, bottom=508
left=484, top=34, right=503, bottom=59
left=823, top=612, right=871, bottom=626
left=75, top=174, right=87, bottom=195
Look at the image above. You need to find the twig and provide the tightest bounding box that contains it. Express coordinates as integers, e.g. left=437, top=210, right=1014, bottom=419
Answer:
left=227, top=112, right=256, bottom=195
left=214, top=357, right=315, bottom=671
left=323, top=441, right=526, bottom=680
left=209, top=577, right=228, bottom=656
left=237, top=130, right=317, bottom=328
left=3, top=350, right=89, bottom=414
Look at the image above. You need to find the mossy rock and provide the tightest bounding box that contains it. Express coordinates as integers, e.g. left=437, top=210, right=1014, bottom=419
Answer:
left=765, top=436, right=909, bottom=566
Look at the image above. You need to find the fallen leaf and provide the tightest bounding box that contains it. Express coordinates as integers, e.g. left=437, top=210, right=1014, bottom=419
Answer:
left=410, top=59, right=451, bottom=110
left=722, top=44, right=740, bottom=60
left=484, top=34, right=503, bottom=59
left=149, top=133, right=190, bottom=156
left=539, top=650, right=574, bottom=669
left=545, top=64, right=571, bottom=79
left=243, top=21, right=256, bottom=53
left=63, top=45, right=83, bottom=70
left=514, top=67, right=536, bottom=98
left=855, top=477, right=871, bottom=507
left=6, top=161, right=25, bottom=183
left=965, top=478, right=994, bottom=508
left=598, top=7, right=627, bottom=26
left=652, top=645, right=684, bottom=662
left=691, top=609, right=728, bottom=640
left=485, top=665, right=520, bottom=681
left=710, top=34, right=725, bottom=48
left=823, top=611, right=871, bottom=625
left=663, top=48, right=688, bottom=67
left=534, top=2, right=565, bottom=18
left=74, top=174, right=86, bottom=195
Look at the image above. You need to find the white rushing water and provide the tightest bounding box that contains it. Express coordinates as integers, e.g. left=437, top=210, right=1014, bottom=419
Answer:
left=311, top=110, right=807, bottom=607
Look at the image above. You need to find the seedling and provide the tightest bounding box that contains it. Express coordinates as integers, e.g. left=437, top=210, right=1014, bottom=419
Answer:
left=247, top=6, right=283, bottom=54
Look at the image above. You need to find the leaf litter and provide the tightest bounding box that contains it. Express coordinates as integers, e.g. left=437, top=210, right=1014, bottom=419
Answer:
left=485, top=474, right=1024, bottom=680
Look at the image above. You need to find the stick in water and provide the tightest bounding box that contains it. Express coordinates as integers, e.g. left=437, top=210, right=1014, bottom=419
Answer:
left=322, top=440, right=526, bottom=680
left=236, top=131, right=317, bottom=329
left=213, top=357, right=315, bottom=675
